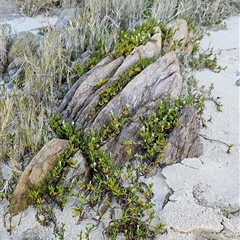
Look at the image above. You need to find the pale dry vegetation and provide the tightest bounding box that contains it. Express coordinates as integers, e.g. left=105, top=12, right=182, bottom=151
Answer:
left=0, top=0, right=239, bottom=173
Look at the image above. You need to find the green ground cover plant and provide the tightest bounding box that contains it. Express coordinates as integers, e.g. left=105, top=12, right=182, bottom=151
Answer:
left=22, top=89, right=205, bottom=239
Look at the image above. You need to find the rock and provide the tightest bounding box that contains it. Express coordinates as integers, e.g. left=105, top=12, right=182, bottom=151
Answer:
left=90, top=51, right=182, bottom=131
left=58, top=56, right=124, bottom=122
left=96, top=52, right=182, bottom=166
left=61, top=150, right=90, bottom=191
left=7, top=57, right=24, bottom=81
left=57, top=30, right=163, bottom=122
left=56, top=23, right=202, bottom=168
left=57, top=55, right=115, bottom=113
left=167, top=19, right=194, bottom=55
left=57, top=40, right=203, bottom=167
left=10, top=138, right=70, bottom=216
left=54, top=8, right=80, bottom=29
left=161, top=105, right=203, bottom=166
left=168, top=19, right=188, bottom=46
left=235, top=79, right=240, bottom=86
left=7, top=31, right=39, bottom=64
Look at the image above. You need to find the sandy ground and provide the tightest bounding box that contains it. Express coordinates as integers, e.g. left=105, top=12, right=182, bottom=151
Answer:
left=158, top=16, right=240, bottom=239
left=0, top=5, right=239, bottom=240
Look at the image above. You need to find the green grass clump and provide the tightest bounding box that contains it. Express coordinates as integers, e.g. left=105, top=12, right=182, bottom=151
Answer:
left=74, top=19, right=158, bottom=78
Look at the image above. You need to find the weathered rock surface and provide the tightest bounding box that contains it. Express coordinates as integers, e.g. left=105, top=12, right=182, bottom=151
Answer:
left=89, top=51, right=181, bottom=130
left=7, top=31, right=39, bottom=63
left=57, top=30, right=163, bottom=123
left=94, top=51, right=184, bottom=166
left=168, top=19, right=188, bottom=46
left=58, top=55, right=115, bottom=114
left=54, top=8, right=80, bottom=29
left=7, top=57, right=24, bottom=81
left=10, top=138, right=70, bottom=216
left=61, top=150, right=90, bottom=191
left=58, top=56, right=124, bottom=123
left=161, top=105, right=203, bottom=166
left=167, top=19, right=194, bottom=55
left=57, top=30, right=202, bottom=167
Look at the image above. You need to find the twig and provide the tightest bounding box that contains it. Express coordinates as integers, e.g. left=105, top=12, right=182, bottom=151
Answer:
left=199, top=134, right=234, bottom=153
left=200, top=134, right=228, bottom=146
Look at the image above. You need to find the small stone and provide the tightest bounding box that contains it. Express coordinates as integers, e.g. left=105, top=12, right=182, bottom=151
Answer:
left=7, top=57, right=24, bottom=81
left=235, top=79, right=240, bottom=86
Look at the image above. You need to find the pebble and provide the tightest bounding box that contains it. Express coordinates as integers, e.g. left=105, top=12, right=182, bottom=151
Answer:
left=235, top=79, right=240, bottom=86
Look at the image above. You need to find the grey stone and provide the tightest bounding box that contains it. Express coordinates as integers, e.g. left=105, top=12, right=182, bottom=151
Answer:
left=57, top=55, right=115, bottom=113
left=161, top=105, right=203, bottom=166
left=61, top=150, right=90, bottom=191
left=8, top=31, right=39, bottom=64
left=90, top=51, right=182, bottom=130
left=7, top=57, right=24, bottom=81
left=168, top=19, right=188, bottom=46
left=58, top=56, right=124, bottom=122
left=95, top=51, right=183, bottom=166
left=167, top=19, right=194, bottom=55
left=54, top=8, right=80, bottom=29
left=235, top=79, right=240, bottom=86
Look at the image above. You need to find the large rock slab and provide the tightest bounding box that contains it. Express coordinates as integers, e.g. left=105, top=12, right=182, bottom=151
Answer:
left=58, top=44, right=203, bottom=167
left=94, top=51, right=184, bottom=166
left=10, top=138, right=70, bottom=216
left=90, top=51, right=182, bottom=130
left=58, top=56, right=124, bottom=122
left=57, top=56, right=115, bottom=113
left=58, top=31, right=163, bottom=128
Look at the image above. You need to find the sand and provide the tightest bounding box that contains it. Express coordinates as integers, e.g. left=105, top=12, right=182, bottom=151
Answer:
left=0, top=5, right=239, bottom=240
